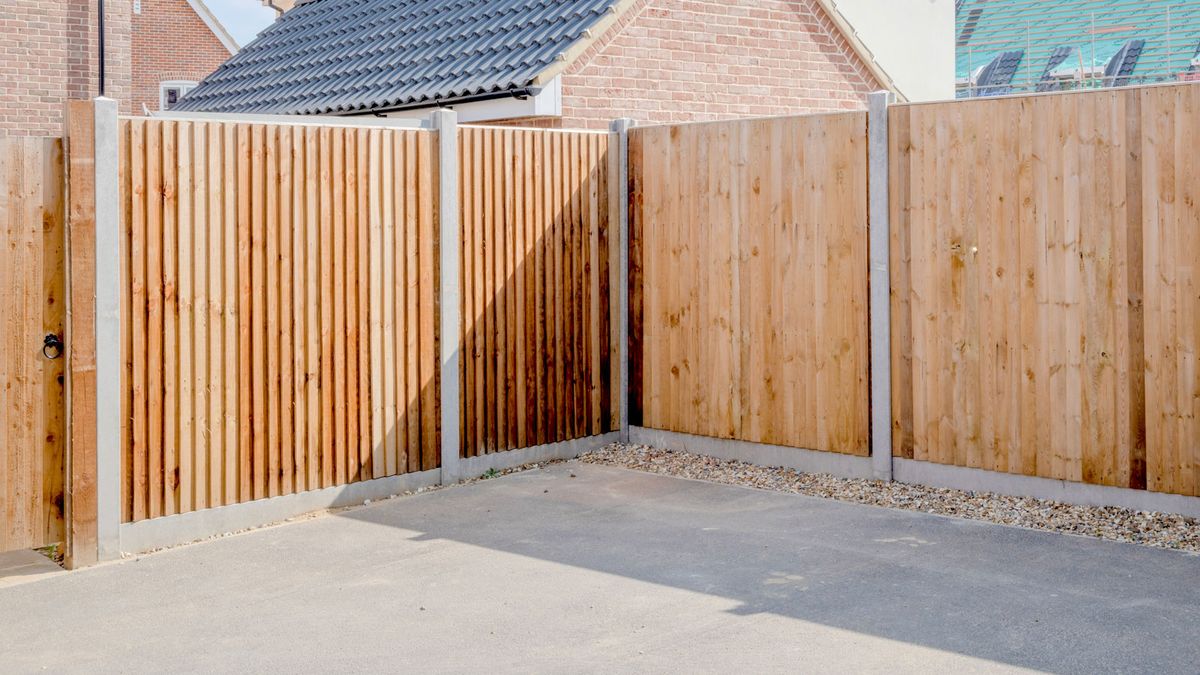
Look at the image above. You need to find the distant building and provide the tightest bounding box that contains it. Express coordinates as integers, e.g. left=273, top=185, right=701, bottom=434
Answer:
left=176, top=0, right=955, bottom=129
left=0, top=0, right=237, bottom=136
left=956, top=0, right=1200, bottom=98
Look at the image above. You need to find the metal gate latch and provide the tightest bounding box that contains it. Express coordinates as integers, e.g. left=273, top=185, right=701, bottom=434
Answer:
left=43, top=333, right=64, bottom=360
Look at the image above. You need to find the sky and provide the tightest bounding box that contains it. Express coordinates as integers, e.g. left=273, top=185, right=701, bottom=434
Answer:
left=204, top=0, right=278, bottom=47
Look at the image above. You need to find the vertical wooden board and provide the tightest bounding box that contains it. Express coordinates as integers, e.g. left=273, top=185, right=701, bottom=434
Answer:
left=534, top=131, right=548, bottom=446
left=418, top=130, right=438, bottom=470
left=291, top=125, right=309, bottom=492
left=223, top=122, right=241, bottom=505
left=472, top=128, right=488, bottom=454
left=249, top=124, right=268, bottom=500
left=43, top=139, right=65, bottom=540
left=207, top=123, right=226, bottom=506
left=319, top=127, right=335, bottom=487
left=627, top=130, right=644, bottom=428
left=237, top=123, right=254, bottom=503
left=176, top=121, right=195, bottom=513
left=395, top=131, right=410, bottom=473
left=1122, top=90, right=1147, bottom=491
left=343, top=128, right=361, bottom=484
left=118, top=128, right=132, bottom=524
left=492, top=130, right=508, bottom=451
left=380, top=129, right=397, bottom=476
left=129, top=121, right=149, bottom=520
left=888, top=106, right=915, bottom=459
left=356, top=129, right=373, bottom=481
left=405, top=132, right=422, bottom=473
left=278, top=125, right=296, bottom=494
left=161, top=120, right=180, bottom=515
left=191, top=122, right=209, bottom=511
left=264, top=126, right=282, bottom=497
left=513, top=131, right=528, bottom=448
left=367, top=128, right=385, bottom=479
left=459, top=129, right=474, bottom=458
left=331, top=128, right=347, bottom=486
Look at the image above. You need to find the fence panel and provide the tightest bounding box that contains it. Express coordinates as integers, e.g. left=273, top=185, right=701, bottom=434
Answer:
left=458, top=127, right=615, bottom=457
left=889, top=86, right=1200, bottom=491
left=120, top=119, right=440, bottom=521
left=1141, top=84, right=1200, bottom=497
left=629, top=114, right=870, bottom=455
left=0, top=137, right=66, bottom=551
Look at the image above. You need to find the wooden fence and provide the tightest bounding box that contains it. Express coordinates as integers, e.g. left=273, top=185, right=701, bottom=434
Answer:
left=628, top=114, right=870, bottom=455
left=458, top=127, right=617, bottom=457
left=890, top=83, right=1200, bottom=496
left=118, top=119, right=440, bottom=521
left=0, top=137, right=66, bottom=551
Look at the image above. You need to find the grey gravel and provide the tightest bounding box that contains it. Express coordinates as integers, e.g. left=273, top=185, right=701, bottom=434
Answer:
left=581, top=443, right=1200, bottom=553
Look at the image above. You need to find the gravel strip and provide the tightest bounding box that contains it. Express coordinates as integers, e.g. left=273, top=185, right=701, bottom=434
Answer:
left=580, top=443, right=1200, bottom=553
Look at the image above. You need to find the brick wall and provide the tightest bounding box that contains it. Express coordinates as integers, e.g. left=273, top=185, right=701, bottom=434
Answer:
left=0, top=0, right=131, bottom=136
left=131, top=0, right=232, bottom=114
left=561, top=0, right=881, bottom=129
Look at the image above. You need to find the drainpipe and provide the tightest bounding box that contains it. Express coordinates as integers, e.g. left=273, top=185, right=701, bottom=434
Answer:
left=98, top=0, right=106, bottom=96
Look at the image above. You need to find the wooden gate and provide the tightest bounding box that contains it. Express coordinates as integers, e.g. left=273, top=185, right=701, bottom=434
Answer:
left=0, top=137, right=66, bottom=552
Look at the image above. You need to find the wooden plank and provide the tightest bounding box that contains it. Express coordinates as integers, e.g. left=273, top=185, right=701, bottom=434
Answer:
left=43, top=138, right=66, bottom=542
left=368, top=129, right=385, bottom=479
left=249, top=124, right=267, bottom=500
left=291, top=125, right=308, bottom=493
left=129, top=121, right=149, bottom=520
left=278, top=125, right=295, bottom=495
left=177, top=121, right=194, bottom=513
left=355, top=129, right=372, bottom=482
left=404, top=132, right=422, bottom=473
left=191, top=121, right=209, bottom=511
left=319, top=126, right=335, bottom=487
left=207, top=123, right=225, bottom=507
left=380, top=129, right=397, bottom=476
left=237, top=123, right=253, bottom=503
left=162, top=120, right=180, bottom=515
left=265, top=125, right=282, bottom=497
left=64, top=102, right=99, bottom=565
left=418, top=130, right=438, bottom=471
left=344, top=128, right=361, bottom=484
left=331, top=127, right=347, bottom=486
left=460, top=129, right=475, bottom=458
left=223, top=122, right=240, bottom=505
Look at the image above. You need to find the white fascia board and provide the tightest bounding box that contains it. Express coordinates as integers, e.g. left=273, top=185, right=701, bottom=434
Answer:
left=381, top=76, right=562, bottom=124
left=187, top=0, right=241, bottom=54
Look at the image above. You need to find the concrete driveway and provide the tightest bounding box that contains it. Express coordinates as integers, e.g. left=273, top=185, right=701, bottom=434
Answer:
left=2, top=462, right=1198, bottom=674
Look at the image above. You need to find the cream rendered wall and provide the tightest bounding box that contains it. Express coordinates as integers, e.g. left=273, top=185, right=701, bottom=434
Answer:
left=828, top=0, right=955, bottom=102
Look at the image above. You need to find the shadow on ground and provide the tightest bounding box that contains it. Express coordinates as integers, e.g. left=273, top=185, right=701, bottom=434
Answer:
left=337, top=463, right=1200, bottom=673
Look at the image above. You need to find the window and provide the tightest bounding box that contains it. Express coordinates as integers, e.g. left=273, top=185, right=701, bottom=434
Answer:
left=159, top=81, right=198, bottom=111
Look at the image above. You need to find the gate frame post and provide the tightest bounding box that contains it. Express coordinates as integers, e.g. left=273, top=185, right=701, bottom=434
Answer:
left=609, top=118, right=635, bottom=443
left=432, top=109, right=462, bottom=484
left=64, top=97, right=121, bottom=568
left=868, top=90, right=895, bottom=482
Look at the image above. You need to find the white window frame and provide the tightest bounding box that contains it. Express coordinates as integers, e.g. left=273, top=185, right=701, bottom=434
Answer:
left=159, top=81, right=199, bottom=111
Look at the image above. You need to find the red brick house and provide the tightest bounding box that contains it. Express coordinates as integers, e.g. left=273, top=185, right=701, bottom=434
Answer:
left=0, top=0, right=236, bottom=136
left=176, top=0, right=948, bottom=128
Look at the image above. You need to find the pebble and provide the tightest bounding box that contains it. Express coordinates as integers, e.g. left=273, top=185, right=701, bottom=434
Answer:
left=580, top=443, right=1200, bottom=553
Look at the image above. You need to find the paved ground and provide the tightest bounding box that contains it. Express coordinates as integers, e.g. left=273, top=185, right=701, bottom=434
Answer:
left=2, top=463, right=1198, bottom=674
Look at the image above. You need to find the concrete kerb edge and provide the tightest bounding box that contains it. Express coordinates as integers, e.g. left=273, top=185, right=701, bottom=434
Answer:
left=627, top=427, right=1200, bottom=519
left=894, top=459, right=1200, bottom=519
left=458, top=432, right=622, bottom=480
left=118, top=469, right=443, bottom=555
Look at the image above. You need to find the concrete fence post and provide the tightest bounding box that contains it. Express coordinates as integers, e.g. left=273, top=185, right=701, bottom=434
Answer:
left=432, top=109, right=462, bottom=484
left=609, top=118, right=635, bottom=443
left=93, top=97, right=121, bottom=560
left=868, top=91, right=894, bottom=482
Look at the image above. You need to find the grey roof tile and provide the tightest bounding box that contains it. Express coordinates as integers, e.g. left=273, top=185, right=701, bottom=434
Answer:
left=175, top=0, right=622, bottom=115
